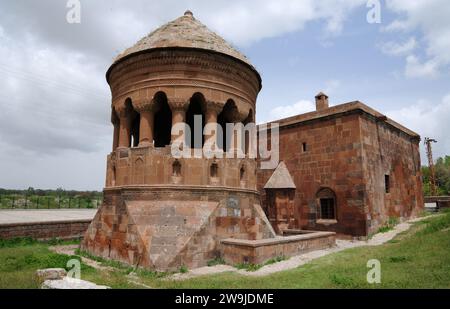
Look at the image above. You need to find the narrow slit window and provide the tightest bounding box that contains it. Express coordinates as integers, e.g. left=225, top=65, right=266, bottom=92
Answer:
left=240, top=166, right=245, bottom=181
left=302, top=142, right=307, bottom=152
left=172, top=160, right=181, bottom=177
left=210, top=163, right=218, bottom=178
left=385, top=175, right=390, bottom=193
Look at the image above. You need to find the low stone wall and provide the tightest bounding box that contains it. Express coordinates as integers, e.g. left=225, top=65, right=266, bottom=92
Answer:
left=220, top=231, right=336, bottom=265
left=0, top=220, right=91, bottom=240
left=424, top=196, right=450, bottom=209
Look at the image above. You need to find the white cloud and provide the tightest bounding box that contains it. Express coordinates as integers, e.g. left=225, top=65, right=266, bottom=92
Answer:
left=202, top=0, right=366, bottom=46
left=386, top=93, right=450, bottom=164
left=0, top=0, right=367, bottom=190
left=0, top=30, right=110, bottom=155
left=379, top=37, right=417, bottom=56
left=1, top=0, right=447, bottom=190
left=382, top=19, right=410, bottom=32
left=269, top=100, right=316, bottom=121
left=384, top=0, right=450, bottom=78
left=405, top=55, right=439, bottom=78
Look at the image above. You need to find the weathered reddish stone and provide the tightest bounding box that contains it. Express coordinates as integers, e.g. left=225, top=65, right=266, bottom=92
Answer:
left=257, top=101, right=423, bottom=237
left=82, top=12, right=422, bottom=271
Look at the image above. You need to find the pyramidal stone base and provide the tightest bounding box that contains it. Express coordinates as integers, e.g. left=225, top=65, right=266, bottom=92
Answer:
left=81, top=187, right=276, bottom=271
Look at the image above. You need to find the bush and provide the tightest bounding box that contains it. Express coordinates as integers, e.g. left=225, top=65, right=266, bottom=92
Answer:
left=207, top=257, right=226, bottom=267
left=377, top=216, right=399, bottom=234
left=264, top=255, right=287, bottom=265
left=179, top=265, right=188, bottom=273
left=235, top=263, right=262, bottom=272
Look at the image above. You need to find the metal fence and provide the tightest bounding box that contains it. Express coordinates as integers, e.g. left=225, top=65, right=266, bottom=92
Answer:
left=0, top=194, right=102, bottom=209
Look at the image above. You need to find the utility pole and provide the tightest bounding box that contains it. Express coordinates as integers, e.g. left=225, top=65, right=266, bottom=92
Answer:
left=424, top=137, right=438, bottom=196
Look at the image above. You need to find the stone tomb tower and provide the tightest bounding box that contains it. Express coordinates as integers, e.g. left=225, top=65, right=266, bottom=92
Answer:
left=81, top=11, right=276, bottom=271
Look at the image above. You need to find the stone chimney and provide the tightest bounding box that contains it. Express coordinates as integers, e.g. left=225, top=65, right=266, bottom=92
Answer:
left=315, top=92, right=329, bottom=111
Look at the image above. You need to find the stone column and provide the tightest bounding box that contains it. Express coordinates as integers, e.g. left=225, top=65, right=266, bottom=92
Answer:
left=111, top=108, right=120, bottom=151
left=117, top=105, right=131, bottom=148
left=112, top=122, right=120, bottom=151
left=204, top=101, right=223, bottom=146
left=134, top=99, right=156, bottom=147
left=168, top=98, right=188, bottom=144
left=118, top=117, right=131, bottom=148
left=227, top=106, right=248, bottom=156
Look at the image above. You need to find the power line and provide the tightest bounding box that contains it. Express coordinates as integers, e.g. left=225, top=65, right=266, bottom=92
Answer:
left=0, top=62, right=109, bottom=101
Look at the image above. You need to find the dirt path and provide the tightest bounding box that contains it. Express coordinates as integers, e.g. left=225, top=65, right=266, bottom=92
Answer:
left=48, top=215, right=435, bottom=282
left=168, top=215, right=435, bottom=280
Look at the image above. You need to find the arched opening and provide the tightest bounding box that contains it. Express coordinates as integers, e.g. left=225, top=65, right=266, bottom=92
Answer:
left=243, top=109, right=254, bottom=155
left=131, top=116, right=140, bottom=147
left=240, top=165, right=245, bottom=181
left=111, top=107, right=120, bottom=150
left=153, top=92, right=172, bottom=147
left=217, top=99, right=238, bottom=152
left=172, top=160, right=181, bottom=177
left=186, top=93, right=205, bottom=148
left=124, top=98, right=140, bottom=148
left=316, top=188, right=337, bottom=220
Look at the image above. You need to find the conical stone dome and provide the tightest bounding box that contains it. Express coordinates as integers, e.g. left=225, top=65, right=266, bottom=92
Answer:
left=114, top=10, right=252, bottom=68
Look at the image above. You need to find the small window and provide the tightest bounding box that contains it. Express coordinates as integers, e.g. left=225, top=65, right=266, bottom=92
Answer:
left=172, top=160, right=181, bottom=177
left=240, top=166, right=245, bottom=181
left=320, top=198, right=335, bottom=219
left=210, top=163, right=218, bottom=178
left=302, top=142, right=307, bottom=152
left=385, top=175, right=390, bottom=193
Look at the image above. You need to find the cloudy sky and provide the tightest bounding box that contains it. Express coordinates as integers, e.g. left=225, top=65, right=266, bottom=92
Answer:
left=0, top=0, right=449, bottom=191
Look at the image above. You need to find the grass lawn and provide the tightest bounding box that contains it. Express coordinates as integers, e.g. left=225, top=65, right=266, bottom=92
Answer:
left=1, top=211, right=449, bottom=289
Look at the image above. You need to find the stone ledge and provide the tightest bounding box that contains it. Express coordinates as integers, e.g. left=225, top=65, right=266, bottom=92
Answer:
left=105, top=184, right=260, bottom=195
left=220, top=231, right=336, bottom=265
left=0, top=220, right=91, bottom=240
left=316, top=219, right=338, bottom=226
left=221, top=231, right=336, bottom=248
left=0, top=219, right=92, bottom=228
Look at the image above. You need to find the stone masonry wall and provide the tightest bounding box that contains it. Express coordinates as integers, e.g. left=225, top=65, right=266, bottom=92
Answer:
left=359, top=114, right=424, bottom=234
left=258, top=112, right=368, bottom=236
left=0, top=220, right=91, bottom=240
left=220, top=231, right=336, bottom=265
left=82, top=187, right=275, bottom=271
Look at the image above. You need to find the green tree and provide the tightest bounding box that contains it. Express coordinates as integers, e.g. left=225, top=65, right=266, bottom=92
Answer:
left=423, top=155, right=450, bottom=196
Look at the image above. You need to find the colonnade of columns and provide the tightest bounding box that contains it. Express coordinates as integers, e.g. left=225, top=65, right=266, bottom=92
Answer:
left=112, top=95, right=252, bottom=152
